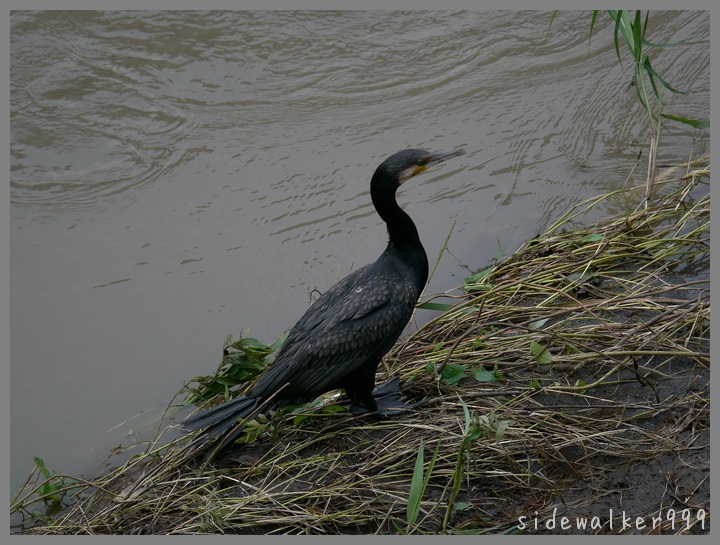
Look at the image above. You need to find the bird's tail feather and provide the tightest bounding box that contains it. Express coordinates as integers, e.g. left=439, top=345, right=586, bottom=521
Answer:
left=182, top=383, right=290, bottom=459
left=182, top=395, right=259, bottom=432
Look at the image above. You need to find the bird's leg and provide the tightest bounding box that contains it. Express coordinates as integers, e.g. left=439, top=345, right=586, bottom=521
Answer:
left=347, top=388, right=379, bottom=415
left=344, top=364, right=382, bottom=415
left=346, top=377, right=419, bottom=416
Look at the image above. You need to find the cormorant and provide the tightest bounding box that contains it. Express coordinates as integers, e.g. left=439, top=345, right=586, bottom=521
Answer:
left=182, top=148, right=466, bottom=456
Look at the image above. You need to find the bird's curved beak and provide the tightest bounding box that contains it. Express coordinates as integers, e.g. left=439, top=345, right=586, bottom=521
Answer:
left=413, top=148, right=466, bottom=177
left=428, top=148, right=466, bottom=165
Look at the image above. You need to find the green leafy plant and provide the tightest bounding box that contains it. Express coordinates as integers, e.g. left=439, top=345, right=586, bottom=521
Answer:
left=550, top=10, right=708, bottom=201
left=442, top=397, right=513, bottom=533
left=29, top=457, right=65, bottom=515
left=530, top=340, right=553, bottom=365
left=431, top=362, right=501, bottom=386
left=183, top=333, right=285, bottom=405
left=595, top=11, right=707, bottom=200
left=462, top=267, right=494, bottom=293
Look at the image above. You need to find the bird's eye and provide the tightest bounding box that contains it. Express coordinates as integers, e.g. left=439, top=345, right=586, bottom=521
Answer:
left=417, top=158, right=429, bottom=166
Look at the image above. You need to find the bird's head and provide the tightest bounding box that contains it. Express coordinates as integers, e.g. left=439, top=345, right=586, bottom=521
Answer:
left=374, top=148, right=466, bottom=188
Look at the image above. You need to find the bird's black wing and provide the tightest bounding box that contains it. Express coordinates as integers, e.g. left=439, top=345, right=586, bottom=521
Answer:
left=249, top=264, right=418, bottom=400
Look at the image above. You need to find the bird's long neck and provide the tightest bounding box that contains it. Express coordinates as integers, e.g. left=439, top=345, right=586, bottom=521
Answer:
left=371, top=182, right=429, bottom=290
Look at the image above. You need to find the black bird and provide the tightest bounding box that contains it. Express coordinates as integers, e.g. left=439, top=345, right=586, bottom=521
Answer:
left=183, top=148, right=466, bottom=456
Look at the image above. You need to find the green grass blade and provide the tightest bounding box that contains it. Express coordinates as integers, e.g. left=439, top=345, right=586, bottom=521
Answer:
left=609, top=10, right=624, bottom=67
left=643, top=56, right=662, bottom=100
left=406, top=437, right=425, bottom=529
left=588, top=10, right=599, bottom=46
left=643, top=56, right=688, bottom=95
left=422, top=439, right=441, bottom=495
left=544, top=11, right=557, bottom=41
left=406, top=436, right=441, bottom=533
left=632, top=10, right=644, bottom=63
left=495, top=237, right=503, bottom=262
left=458, top=395, right=471, bottom=435
left=660, top=113, right=709, bottom=129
